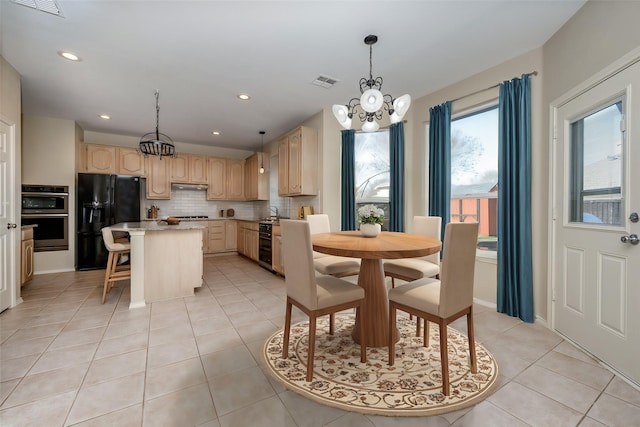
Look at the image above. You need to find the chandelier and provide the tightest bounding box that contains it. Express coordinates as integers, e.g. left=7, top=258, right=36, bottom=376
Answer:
left=138, top=90, right=176, bottom=159
left=332, top=35, right=411, bottom=132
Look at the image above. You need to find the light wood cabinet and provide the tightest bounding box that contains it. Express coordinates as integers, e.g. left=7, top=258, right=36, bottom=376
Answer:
left=80, top=143, right=145, bottom=176
left=225, top=221, right=237, bottom=251
left=171, top=154, right=190, bottom=183
left=207, top=157, right=226, bottom=200
left=190, top=155, right=208, bottom=184
left=172, top=154, right=208, bottom=184
left=21, top=227, right=34, bottom=285
left=278, top=126, right=318, bottom=196
left=227, top=159, right=245, bottom=200
left=244, top=152, right=269, bottom=201
left=118, top=147, right=145, bottom=176
left=208, top=158, right=245, bottom=200
left=237, top=221, right=258, bottom=261
left=272, top=224, right=284, bottom=275
left=207, top=220, right=237, bottom=254
left=82, top=143, right=117, bottom=174
left=146, top=156, right=171, bottom=199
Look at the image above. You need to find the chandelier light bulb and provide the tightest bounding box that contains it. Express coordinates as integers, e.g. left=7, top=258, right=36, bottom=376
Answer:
left=332, top=104, right=352, bottom=130
left=362, top=119, right=380, bottom=133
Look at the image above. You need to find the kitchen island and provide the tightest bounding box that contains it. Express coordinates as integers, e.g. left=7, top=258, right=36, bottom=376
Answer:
left=110, top=221, right=205, bottom=308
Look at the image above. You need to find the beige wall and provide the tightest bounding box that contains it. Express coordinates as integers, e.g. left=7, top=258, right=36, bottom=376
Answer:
left=1, top=55, right=22, bottom=304
left=22, top=115, right=78, bottom=272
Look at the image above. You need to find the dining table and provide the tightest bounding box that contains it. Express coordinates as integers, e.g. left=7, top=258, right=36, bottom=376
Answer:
left=312, top=231, right=441, bottom=348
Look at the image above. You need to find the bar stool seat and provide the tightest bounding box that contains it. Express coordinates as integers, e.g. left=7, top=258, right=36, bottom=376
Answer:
left=101, top=226, right=131, bottom=304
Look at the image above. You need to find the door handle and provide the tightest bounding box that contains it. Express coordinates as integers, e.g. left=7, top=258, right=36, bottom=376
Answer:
left=6, top=223, right=17, bottom=229
left=620, top=234, right=639, bottom=245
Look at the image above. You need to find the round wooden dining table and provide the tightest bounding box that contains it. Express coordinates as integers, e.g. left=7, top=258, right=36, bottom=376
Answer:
left=312, top=231, right=441, bottom=348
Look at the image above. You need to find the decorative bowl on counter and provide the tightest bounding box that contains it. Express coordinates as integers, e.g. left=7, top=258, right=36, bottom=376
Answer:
left=164, top=216, right=181, bottom=225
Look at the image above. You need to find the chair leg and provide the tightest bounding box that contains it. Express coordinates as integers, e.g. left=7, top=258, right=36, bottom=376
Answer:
left=307, top=314, right=317, bottom=382
left=358, top=306, right=366, bottom=363
left=391, top=277, right=395, bottom=288
left=416, top=317, right=421, bottom=337
left=467, top=309, right=477, bottom=373
left=388, top=303, right=396, bottom=365
left=329, top=313, right=335, bottom=335
left=102, top=251, right=115, bottom=304
left=282, top=300, right=293, bottom=359
left=423, top=319, right=429, bottom=346
left=439, top=320, right=450, bottom=396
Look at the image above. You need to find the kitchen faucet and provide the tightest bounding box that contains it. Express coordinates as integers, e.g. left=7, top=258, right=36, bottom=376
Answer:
left=270, top=206, right=279, bottom=218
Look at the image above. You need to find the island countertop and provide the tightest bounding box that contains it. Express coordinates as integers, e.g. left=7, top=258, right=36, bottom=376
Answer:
left=110, top=221, right=205, bottom=232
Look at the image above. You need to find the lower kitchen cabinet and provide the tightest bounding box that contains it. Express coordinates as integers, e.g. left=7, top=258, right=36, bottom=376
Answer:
left=206, top=220, right=237, bottom=254
left=21, top=226, right=35, bottom=285
left=272, top=224, right=284, bottom=275
left=237, top=221, right=258, bottom=262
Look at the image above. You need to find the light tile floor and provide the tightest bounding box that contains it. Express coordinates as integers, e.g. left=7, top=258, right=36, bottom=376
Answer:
left=1, top=255, right=640, bottom=426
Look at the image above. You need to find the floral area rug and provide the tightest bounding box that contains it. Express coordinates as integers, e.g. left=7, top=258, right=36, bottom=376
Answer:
left=263, top=313, right=499, bottom=416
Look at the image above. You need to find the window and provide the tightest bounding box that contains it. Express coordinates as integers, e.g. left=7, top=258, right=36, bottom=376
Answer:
left=569, top=100, right=623, bottom=226
left=450, top=106, right=499, bottom=251
left=354, top=130, right=390, bottom=230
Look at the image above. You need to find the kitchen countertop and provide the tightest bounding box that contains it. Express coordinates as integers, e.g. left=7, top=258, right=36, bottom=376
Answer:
left=111, top=221, right=205, bottom=231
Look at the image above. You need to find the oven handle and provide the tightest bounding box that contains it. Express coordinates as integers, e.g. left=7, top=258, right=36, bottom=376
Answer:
left=21, top=213, right=69, bottom=218
left=22, top=192, right=69, bottom=197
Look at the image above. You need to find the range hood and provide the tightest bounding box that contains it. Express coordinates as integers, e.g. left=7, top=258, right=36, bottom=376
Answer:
left=171, top=183, right=208, bottom=191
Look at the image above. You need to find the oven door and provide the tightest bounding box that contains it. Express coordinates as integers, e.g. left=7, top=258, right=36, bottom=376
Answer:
left=21, top=214, right=69, bottom=251
left=21, top=192, right=69, bottom=214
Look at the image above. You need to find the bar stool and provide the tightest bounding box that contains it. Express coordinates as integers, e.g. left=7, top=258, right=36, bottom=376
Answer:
left=101, top=226, right=131, bottom=304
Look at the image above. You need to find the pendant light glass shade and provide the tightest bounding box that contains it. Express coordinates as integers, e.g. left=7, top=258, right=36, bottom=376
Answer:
left=259, top=131, right=266, bottom=174
left=333, top=35, right=411, bottom=132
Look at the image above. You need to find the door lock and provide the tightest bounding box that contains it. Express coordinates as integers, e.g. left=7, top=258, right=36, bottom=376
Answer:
left=620, top=234, right=639, bottom=245
left=6, top=223, right=17, bottom=229
left=630, top=212, right=639, bottom=223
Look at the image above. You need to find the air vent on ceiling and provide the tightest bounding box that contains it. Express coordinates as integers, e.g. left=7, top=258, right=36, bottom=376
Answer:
left=12, top=0, right=62, bottom=16
left=312, top=75, right=338, bottom=89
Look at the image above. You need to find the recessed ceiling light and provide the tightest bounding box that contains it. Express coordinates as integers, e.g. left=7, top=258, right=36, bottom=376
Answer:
left=58, top=51, right=80, bottom=61
left=99, top=114, right=111, bottom=120
left=237, top=94, right=250, bottom=100
left=212, top=131, right=220, bottom=135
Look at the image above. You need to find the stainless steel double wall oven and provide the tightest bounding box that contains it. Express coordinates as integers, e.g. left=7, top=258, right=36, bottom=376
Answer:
left=21, top=185, right=70, bottom=251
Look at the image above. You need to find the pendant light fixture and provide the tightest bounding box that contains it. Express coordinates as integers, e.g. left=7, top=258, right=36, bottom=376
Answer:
left=138, top=90, right=176, bottom=159
left=259, top=131, right=266, bottom=174
left=333, top=35, right=411, bottom=132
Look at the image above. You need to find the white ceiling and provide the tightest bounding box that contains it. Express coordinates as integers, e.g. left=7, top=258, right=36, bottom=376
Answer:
left=1, top=0, right=585, bottom=151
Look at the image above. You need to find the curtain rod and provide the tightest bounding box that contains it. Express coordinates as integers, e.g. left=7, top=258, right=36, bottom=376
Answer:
left=449, top=71, right=538, bottom=104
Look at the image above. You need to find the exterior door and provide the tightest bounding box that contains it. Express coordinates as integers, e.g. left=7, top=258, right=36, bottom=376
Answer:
left=552, top=58, right=640, bottom=385
left=0, top=120, right=17, bottom=312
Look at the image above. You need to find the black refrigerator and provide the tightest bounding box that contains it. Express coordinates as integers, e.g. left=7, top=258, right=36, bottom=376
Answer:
left=76, top=173, right=141, bottom=270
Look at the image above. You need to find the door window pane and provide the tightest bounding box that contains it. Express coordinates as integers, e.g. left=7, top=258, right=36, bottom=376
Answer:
left=569, top=100, right=623, bottom=225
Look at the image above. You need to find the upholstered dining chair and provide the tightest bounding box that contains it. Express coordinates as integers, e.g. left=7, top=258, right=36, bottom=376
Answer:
left=101, top=226, right=131, bottom=304
left=387, top=222, right=479, bottom=396
left=383, top=216, right=442, bottom=287
left=280, top=220, right=366, bottom=382
left=306, top=214, right=360, bottom=278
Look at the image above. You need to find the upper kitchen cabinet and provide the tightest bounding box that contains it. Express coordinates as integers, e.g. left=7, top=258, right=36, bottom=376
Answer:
left=81, top=143, right=116, bottom=174
left=226, top=159, right=245, bottom=200
left=118, top=147, right=145, bottom=176
left=171, top=154, right=208, bottom=184
left=207, top=157, right=226, bottom=200
left=80, top=143, right=145, bottom=176
left=146, top=156, right=171, bottom=199
left=278, top=126, right=318, bottom=196
left=244, top=152, right=269, bottom=201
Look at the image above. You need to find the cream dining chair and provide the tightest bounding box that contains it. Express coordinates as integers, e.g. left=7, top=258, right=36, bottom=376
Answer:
left=388, top=222, right=479, bottom=396
left=383, top=215, right=441, bottom=287
left=280, top=220, right=366, bottom=382
left=306, top=214, right=360, bottom=278
left=100, top=226, right=131, bottom=304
